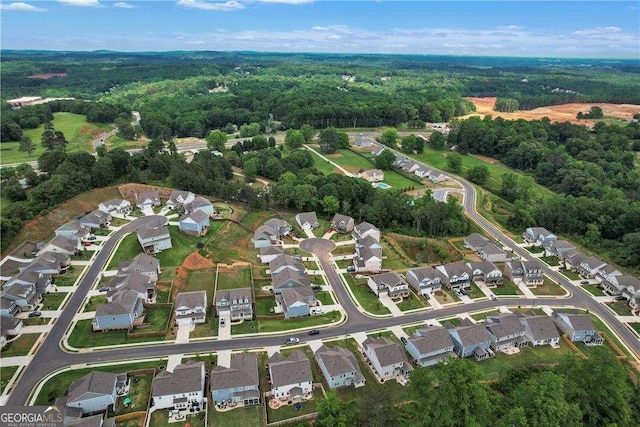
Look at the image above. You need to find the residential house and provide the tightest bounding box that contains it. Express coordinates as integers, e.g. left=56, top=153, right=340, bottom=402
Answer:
left=276, top=286, right=316, bottom=319
left=263, top=219, right=292, bottom=239
left=362, top=336, right=413, bottom=382
left=447, top=321, right=493, bottom=360
left=401, top=160, right=420, bottom=173
left=436, top=262, right=471, bottom=291
left=601, top=274, right=640, bottom=297
left=79, top=210, right=111, bottom=230
left=352, top=222, right=380, bottom=241
left=463, top=233, right=489, bottom=251
left=65, top=371, right=119, bottom=415
left=479, top=242, right=510, bottom=263
left=414, top=167, right=432, bottom=179
left=253, top=225, right=278, bottom=249
left=353, top=242, right=382, bottom=273
left=564, top=251, right=586, bottom=271
left=106, top=273, right=156, bottom=303
left=360, top=169, right=384, bottom=182
left=577, top=257, right=608, bottom=279
left=543, top=239, right=576, bottom=258
left=0, top=313, right=23, bottom=340
left=331, top=214, right=355, bottom=233
left=295, top=212, right=319, bottom=230
left=595, top=265, right=622, bottom=285
left=117, top=253, right=160, bottom=282
left=269, top=254, right=304, bottom=276
left=505, top=260, right=544, bottom=287
left=98, top=199, right=132, bottom=215
left=178, top=210, right=210, bottom=236
left=175, top=291, right=207, bottom=325
left=151, top=361, right=206, bottom=410
left=405, top=326, right=456, bottom=367
left=315, top=345, right=366, bottom=389
left=354, top=135, right=375, bottom=148
left=0, top=297, right=20, bottom=317
left=629, top=290, right=640, bottom=314
left=215, top=288, right=253, bottom=321
left=429, top=173, right=448, bottom=183
left=1, top=283, right=40, bottom=311
left=268, top=351, right=313, bottom=401
left=185, top=196, right=216, bottom=217
left=166, top=190, right=195, bottom=209
left=367, top=272, right=410, bottom=300
left=523, top=227, right=557, bottom=245
left=518, top=314, right=560, bottom=347
left=271, top=269, right=311, bottom=293
left=553, top=312, right=604, bottom=345
left=27, top=252, right=71, bottom=276
left=137, top=225, right=172, bottom=254
left=135, top=190, right=160, bottom=209
left=40, top=235, right=80, bottom=256
left=259, top=246, right=284, bottom=264
left=92, top=290, right=144, bottom=331
left=55, top=219, right=91, bottom=241
left=406, top=266, right=442, bottom=296
left=466, top=261, right=503, bottom=286
left=371, top=145, right=385, bottom=156
left=4, top=268, right=52, bottom=295
left=484, top=314, right=529, bottom=351
left=210, top=352, right=260, bottom=407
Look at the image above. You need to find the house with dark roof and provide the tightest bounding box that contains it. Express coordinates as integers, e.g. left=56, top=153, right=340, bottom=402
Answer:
left=253, top=225, right=278, bottom=249
left=436, top=262, right=471, bottom=291
left=523, top=227, right=557, bottom=245
left=463, top=233, right=489, bottom=251
left=595, top=265, right=622, bottom=286
left=447, top=321, right=493, bottom=360
left=543, top=239, right=576, bottom=258
left=466, top=261, right=503, bottom=286
left=4, top=268, right=52, bottom=295
left=65, top=371, right=119, bottom=415
left=269, top=254, right=304, bottom=276
left=518, top=314, right=560, bottom=347
left=600, top=274, right=640, bottom=296
left=0, top=297, right=20, bottom=317
left=553, top=312, right=603, bottom=345
left=577, top=257, right=608, bottom=279
left=268, top=351, right=313, bottom=401
left=353, top=237, right=383, bottom=273
left=259, top=246, right=284, bottom=264
left=1, top=282, right=40, bottom=312
left=1, top=313, right=23, bottom=345
left=263, top=218, right=292, bottom=239
left=295, top=212, right=319, bottom=230
left=152, top=361, right=206, bottom=410
left=55, top=219, right=91, bottom=241
left=175, top=291, right=207, bottom=325
left=276, top=287, right=315, bottom=318
left=406, top=266, right=442, bottom=296
left=331, top=214, right=355, bottom=233
left=98, top=199, right=132, bottom=215
left=371, top=145, right=385, bottom=156
left=137, top=225, right=172, bottom=254
left=92, top=290, right=144, bottom=331
left=362, top=336, right=413, bottom=382
left=271, top=269, right=311, bottom=293
left=315, top=345, right=365, bottom=389
left=210, top=352, right=260, bottom=407
left=106, top=272, right=155, bottom=303
left=178, top=210, right=210, bottom=236
left=78, top=210, right=111, bottom=230
left=40, top=235, right=81, bottom=256
left=166, top=190, right=195, bottom=209
left=479, top=242, right=510, bottom=263
left=117, top=253, right=160, bottom=281
left=564, top=251, right=586, bottom=271
left=135, top=190, right=160, bottom=209
left=405, top=326, right=456, bottom=367
left=367, top=272, right=410, bottom=300
left=185, top=196, right=216, bottom=217
left=27, top=252, right=71, bottom=276
left=352, top=222, right=380, bottom=242
left=64, top=414, right=115, bottom=427
left=215, top=288, right=253, bottom=321
left=504, top=260, right=544, bottom=287
left=484, top=314, right=529, bottom=351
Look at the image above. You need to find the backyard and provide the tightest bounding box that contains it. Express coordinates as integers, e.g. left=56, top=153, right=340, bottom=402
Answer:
left=113, top=374, right=153, bottom=416
left=184, top=270, right=215, bottom=306
left=209, top=405, right=263, bottom=427
left=216, top=267, right=252, bottom=290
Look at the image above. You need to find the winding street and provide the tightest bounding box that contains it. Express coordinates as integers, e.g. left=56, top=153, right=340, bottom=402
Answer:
left=6, top=150, right=640, bottom=406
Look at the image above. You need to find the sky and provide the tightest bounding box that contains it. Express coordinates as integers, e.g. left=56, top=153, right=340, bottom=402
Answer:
left=1, top=1, right=639, bottom=58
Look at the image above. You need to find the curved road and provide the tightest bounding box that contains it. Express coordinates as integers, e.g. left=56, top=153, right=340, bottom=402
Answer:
left=7, top=156, right=640, bottom=405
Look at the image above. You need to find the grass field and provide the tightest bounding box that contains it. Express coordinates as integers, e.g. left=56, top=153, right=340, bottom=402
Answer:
left=83, top=295, right=107, bottom=312
left=0, top=366, right=19, bottom=395
left=200, top=222, right=254, bottom=263
left=209, top=405, right=264, bottom=427
left=107, top=233, right=142, bottom=269
left=67, top=319, right=167, bottom=348
left=54, top=266, right=83, bottom=286
left=478, top=341, right=575, bottom=379
left=106, top=135, right=147, bottom=151
left=41, top=292, right=66, bottom=310
left=540, top=256, right=560, bottom=266
left=216, top=268, right=252, bottom=290
left=343, top=273, right=391, bottom=315
left=1, top=113, right=113, bottom=165
left=0, top=333, right=39, bottom=357
left=582, top=285, right=606, bottom=297
left=185, top=270, right=215, bottom=306
left=628, top=323, right=640, bottom=335
left=530, top=278, right=567, bottom=296
left=142, top=306, right=172, bottom=332
left=155, top=226, right=202, bottom=267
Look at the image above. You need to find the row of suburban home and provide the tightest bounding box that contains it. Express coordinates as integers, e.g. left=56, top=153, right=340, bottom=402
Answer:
left=524, top=227, right=640, bottom=314
left=371, top=145, right=448, bottom=183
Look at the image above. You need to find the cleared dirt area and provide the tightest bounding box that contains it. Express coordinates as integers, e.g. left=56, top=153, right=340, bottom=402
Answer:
left=28, top=73, right=67, bottom=79
left=465, top=97, right=640, bottom=125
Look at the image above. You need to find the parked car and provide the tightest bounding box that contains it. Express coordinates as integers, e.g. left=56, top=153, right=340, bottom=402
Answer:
left=491, top=295, right=498, bottom=301
left=311, top=285, right=322, bottom=291
left=311, top=308, right=324, bottom=315
left=293, top=255, right=302, bottom=261
left=87, top=235, right=97, bottom=241
left=580, top=280, right=590, bottom=284
left=28, top=311, right=42, bottom=318
left=400, top=337, right=408, bottom=345
left=220, top=318, right=226, bottom=327
left=285, top=337, right=300, bottom=344
left=346, top=266, right=356, bottom=272
left=98, top=286, right=109, bottom=292
left=308, top=329, right=320, bottom=336
left=614, top=296, right=627, bottom=301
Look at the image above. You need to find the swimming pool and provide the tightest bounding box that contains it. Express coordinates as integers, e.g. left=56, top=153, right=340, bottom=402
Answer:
left=377, top=182, right=391, bottom=189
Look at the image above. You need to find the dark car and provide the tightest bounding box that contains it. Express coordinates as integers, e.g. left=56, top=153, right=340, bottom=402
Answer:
left=28, top=311, right=42, bottom=318
left=400, top=337, right=408, bottom=345
left=614, top=296, right=627, bottom=301
left=580, top=280, right=590, bottom=285
left=98, top=286, right=109, bottom=292
left=346, top=266, right=356, bottom=272
left=308, top=329, right=320, bottom=336
left=311, top=285, right=322, bottom=291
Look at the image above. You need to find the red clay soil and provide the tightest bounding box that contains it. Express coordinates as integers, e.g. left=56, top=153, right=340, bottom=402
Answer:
left=472, top=154, right=499, bottom=164
left=181, top=252, right=215, bottom=270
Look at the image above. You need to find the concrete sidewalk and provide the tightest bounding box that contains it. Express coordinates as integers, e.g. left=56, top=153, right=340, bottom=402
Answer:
left=0, top=355, right=33, bottom=367
left=21, top=325, right=52, bottom=334
left=166, top=354, right=184, bottom=372
left=175, top=323, right=191, bottom=344
left=517, top=282, right=536, bottom=298
left=475, top=282, right=497, bottom=299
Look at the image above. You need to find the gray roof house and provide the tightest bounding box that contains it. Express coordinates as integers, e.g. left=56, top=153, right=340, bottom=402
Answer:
left=263, top=218, right=292, bottom=239
left=523, top=227, right=556, bottom=245
left=406, top=266, right=442, bottom=296
left=276, top=286, right=315, bottom=319
left=137, top=225, right=172, bottom=254
left=65, top=371, right=119, bottom=416
left=4, top=268, right=52, bottom=295
left=215, top=288, right=253, bottom=321
left=259, top=246, right=284, bottom=264
left=295, top=212, right=319, bottom=229
left=78, top=210, right=111, bottom=230
left=269, top=254, right=304, bottom=276
left=106, top=272, right=156, bottom=303
left=463, top=233, right=489, bottom=251
left=565, top=250, right=586, bottom=270
left=315, top=345, right=365, bottom=389
left=0, top=297, right=20, bottom=317
left=360, top=169, right=384, bottom=182
left=0, top=313, right=23, bottom=340
left=517, top=314, right=560, bottom=347
left=185, top=196, right=216, bottom=217
left=331, top=214, right=355, bottom=233
left=601, top=274, right=640, bottom=296
left=1, top=282, right=40, bottom=312
left=175, top=291, right=207, bottom=325
left=436, top=262, right=471, bottom=290
left=577, top=256, right=608, bottom=279
left=484, top=314, right=529, bottom=351
left=553, top=312, right=603, bottom=345
left=447, top=322, right=493, bottom=360
left=405, top=326, right=456, bottom=367
left=362, top=336, right=413, bottom=383
left=27, top=252, right=71, bottom=276
left=504, top=260, right=544, bottom=287
left=64, top=414, right=115, bottom=427
left=55, top=219, right=91, bottom=241
left=98, top=199, right=132, bottom=215
left=40, top=235, right=81, bottom=256
left=117, top=253, right=160, bottom=282
left=466, top=261, right=503, bottom=286
left=135, top=190, right=160, bottom=209
left=352, top=221, right=380, bottom=241
left=414, top=166, right=432, bottom=178
left=367, top=272, right=410, bottom=300
left=595, top=265, right=623, bottom=285
left=92, top=290, right=144, bottom=331
left=543, top=239, right=576, bottom=258
left=178, top=210, right=210, bottom=236
left=371, top=145, right=386, bottom=156
left=479, top=242, right=510, bottom=263
left=271, top=269, right=311, bottom=292
left=210, top=352, right=260, bottom=407
left=152, top=361, right=206, bottom=410
left=253, top=225, right=278, bottom=249
left=268, top=351, right=313, bottom=401
left=166, top=190, right=195, bottom=208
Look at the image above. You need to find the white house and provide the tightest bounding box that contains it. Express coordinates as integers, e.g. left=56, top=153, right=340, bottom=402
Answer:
left=268, top=351, right=313, bottom=401
left=98, top=199, right=132, bottom=215
left=352, top=222, right=380, bottom=241
left=137, top=225, right=172, bottom=254
left=295, top=212, right=319, bottom=230
left=360, top=169, right=384, bottom=183
left=175, top=291, right=207, bottom=325
left=166, top=190, right=195, bottom=209
left=367, top=272, right=410, bottom=300
left=406, top=266, right=442, bottom=296
left=362, top=336, right=413, bottom=382
left=185, top=196, right=216, bottom=217
left=151, top=361, right=206, bottom=410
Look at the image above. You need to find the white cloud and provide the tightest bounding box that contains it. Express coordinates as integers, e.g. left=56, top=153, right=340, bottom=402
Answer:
left=176, top=0, right=245, bottom=11
left=113, top=2, right=136, bottom=8
left=58, top=0, right=103, bottom=7
left=573, top=26, right=622, bottom=36
left=499, top=25, right=524, bottom=30
left=0, top=2, right=47, bottom=11
left=312, top=26, right=329, bottom=31
left=258, top=0, right=313, bottom=4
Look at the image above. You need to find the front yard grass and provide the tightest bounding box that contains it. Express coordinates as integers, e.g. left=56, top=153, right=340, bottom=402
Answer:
left=470, top=309, right=501, bottom=322
left=530, top=278, right=567, bottom=296
left=216, top=268, right=252, bottom=290
left=0, top=333, right=39, bottom=357
left=83, top=295, right=107, bottom=312
left=467, top=282, right=486, bottom=299
left=492, top=279, right=522, bottom=296
left=560, top=269, right=581, bottom=280
left=41, top=292, right=66, bottom=310
left=343, top=273, right=390, bottom=315
left=0, top=366, right=19, bottom=394
left=525, top=245, right=544, bottom=254
left=67, top=319, right=166, bottom=349
left=540, top=256, right=560, bottom=266
left=315, top=291, right=334, bottom=306
left=232, top=311, right=341, bottom=334
left=209, top=405, right=264, bottom=427
left=396, top=292, right=428, bottom=311
left=107, top=233, right=142, bottom=269
left=582, top=285, right=606, bottom=297
left=54, top=266, right=83, bottom=286
left=433, top=289, right=458, bottom=304
left=438, top=317, right=461, bottom=327
left=606, top=301, right=631, bottom=316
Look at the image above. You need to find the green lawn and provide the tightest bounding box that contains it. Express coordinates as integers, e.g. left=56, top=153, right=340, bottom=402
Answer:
left=1, top=366, right=19, bottom=394
left=560, top=269, right=581, bottom=280
left=186, top=270, right=215, bottom=306
left=54, top=266, right=83, bottom=286
left=530, top=278, right=567, bottom=296
left=83, top=295, right=107, bottom=312
left=0, top=333, right=39, bottom=357
left=582, top=285, right=606, bottom=297
left=216, top=268, right=252, bottom=290
left=266, top=389, right=323, bottom=424
left=326, top=149, right=375, bottom=173
left=114, top=374, right=152, bottom=415
left=109, top=217, right=130, bottom=227
left=492, top=279, right=522, bottom=296
left=310, top=151, right=341, bottom=175
left=315, top=291, right=334, bottom=306
left=67, top=319, right=166, bottom=349
left=41, top=292, right=67, bottom=310
left=22, top=317, right=47, bottom=326
left=142, top=306, right=172, bottom=333
left=107, top=233, right=142, bottom=269
left=606, top=301, right=631, bottom=316
left=232, top=310, right=340, bottom=334
left=396, top=292, right=428, bottom=311
left=155, top=226, right=202, bottom=267
left=380, top=239, right=414, bottom=270
left=470, top=309, right=501, bottom=321
left=467, top=282, right=486, bottom=299
left=540, top=256, right=560, bottom=266
left=200, top=222, right=254, bottom=263
left=1, top=112, right=113, bottom=165
left=106, top=135, right=147, bottom=151
left=343, top=273, right=391, bottom=315
left=255, top=297, right=277, bottom=316
left=209, top=405, right=264, bottom=427
left=35, top=360, right=165, bottom=405
left=525, top=245, right=544, bottom=254
left=628, top=323, right=640, bottom=335
left=438, top=317, right=461, bottom=327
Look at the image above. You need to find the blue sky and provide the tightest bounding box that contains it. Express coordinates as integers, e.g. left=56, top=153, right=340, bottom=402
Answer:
left=1, top=1, right=639, bottom=58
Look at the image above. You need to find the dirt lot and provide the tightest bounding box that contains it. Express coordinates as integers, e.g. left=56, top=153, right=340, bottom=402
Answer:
left=464, top=97, right=640, bottom=125
left=28, top=73, right=67, bottom=79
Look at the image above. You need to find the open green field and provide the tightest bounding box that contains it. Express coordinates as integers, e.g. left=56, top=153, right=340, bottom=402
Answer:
left=479, top=341, right=575, bottom=380
left=216, top=268, right=252, bottom=290
left=0, top=366, right=19, bottom=395
left=1, top=113, right=113, bottom=165
left=107, top=233, right=142, bottom=269
left=209, top=405, right=263, bottom=427
left=200, top=222, right=255, bottom=263
left=0, top=333, right=39, bottom=357
left=185, top=270, right=215, bottom=306
left=106, top=134, right=147, bottom=151
left=155, top=226, right=203, bottom=267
